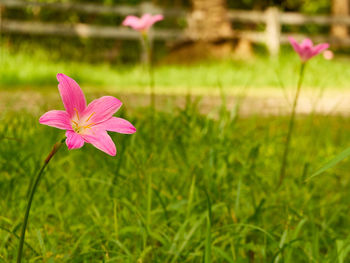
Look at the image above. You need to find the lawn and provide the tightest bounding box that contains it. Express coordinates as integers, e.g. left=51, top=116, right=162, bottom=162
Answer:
left=2, top=37, right=350, bottom=262
left=2, top=44, right=350, bottom=94
left=1, top=101, right=350, bottom=262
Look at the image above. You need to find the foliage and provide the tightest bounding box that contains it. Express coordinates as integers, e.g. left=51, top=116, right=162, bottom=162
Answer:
left=228, top=0, right=330, bottom=13
left=1, top=0, right=335, bottom=66
left=1, top=42, right=349, bottom=90
left=1, top=102, right=350, bottom=262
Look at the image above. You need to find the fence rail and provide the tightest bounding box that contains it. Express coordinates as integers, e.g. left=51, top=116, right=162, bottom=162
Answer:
left=1, top=0, right=350, bottom=55
left=0, top=0, right=185, bottom=16
left=1, top=20, right=183, bottom=40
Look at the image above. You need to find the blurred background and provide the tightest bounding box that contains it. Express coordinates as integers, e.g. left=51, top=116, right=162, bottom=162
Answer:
left=0, top=0, right=349, bottom=90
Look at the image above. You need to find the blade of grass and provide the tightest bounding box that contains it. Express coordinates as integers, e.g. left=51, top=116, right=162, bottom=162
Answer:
left=204, top=189, right=212, bottom=263
left=308, top=147, right=350, bottom=180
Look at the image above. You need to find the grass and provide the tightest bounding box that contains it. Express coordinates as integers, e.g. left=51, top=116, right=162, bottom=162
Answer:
left=1, top=100, right=350, bottom=262
left=2, top=43, right=350, bottom=93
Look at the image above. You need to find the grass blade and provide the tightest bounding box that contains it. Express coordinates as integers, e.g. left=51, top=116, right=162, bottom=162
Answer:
left=204, top=189, right=212, bottom=263
left=308, top=147, right=350, bottom=180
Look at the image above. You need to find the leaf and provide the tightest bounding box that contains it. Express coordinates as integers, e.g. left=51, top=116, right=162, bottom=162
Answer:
left=308, top=147, right=350, bottom=180
left=204, top=190, right=212, bottom=263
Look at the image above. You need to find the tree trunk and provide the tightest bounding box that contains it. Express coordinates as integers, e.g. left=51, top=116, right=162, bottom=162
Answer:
left=187, top=0, right=232, bottom=42
left=331, top=0, right=349, bottom=38
left=165, top=0, right=233, bottom=63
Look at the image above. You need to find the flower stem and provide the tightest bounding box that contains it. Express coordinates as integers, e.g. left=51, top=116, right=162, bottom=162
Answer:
left=142, top=33, right=155, bottom=110
left=142, top=33, right=156, bottom=145
left=146, top=172, right=152, bottom=229
left=17, top=138, right=65, bottom=263
left=278, top=63, right=306, bottom=187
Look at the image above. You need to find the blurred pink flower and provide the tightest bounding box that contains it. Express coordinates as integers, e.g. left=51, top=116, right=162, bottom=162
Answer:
left=323, top=50, right=334, bottom=60
left=288, top=37, right=329, bottom=63
left=39, top=74, right=136, bottom=156
left=122, top=14, right=163, bottom=33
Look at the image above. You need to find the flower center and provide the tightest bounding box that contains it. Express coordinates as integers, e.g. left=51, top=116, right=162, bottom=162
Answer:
left=71, top=108, right=95, bottom=134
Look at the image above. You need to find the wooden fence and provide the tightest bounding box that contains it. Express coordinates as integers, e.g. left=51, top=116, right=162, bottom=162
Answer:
left=1, top=0, right=350, bottom=55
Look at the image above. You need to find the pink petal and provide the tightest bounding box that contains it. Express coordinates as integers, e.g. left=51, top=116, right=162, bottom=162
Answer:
left=149, top=14, right=163, bottom=26
left=141, top=13, right=152, bottom=20
left=96, top=117, right=136, bottom=134
left=300, top=47, right=314, bottom=62
left=83, top=130, right=116, bottom=156
left=66, top=130, right=84, bottom=150
left=83, top=96, right=122, bottom=124
left=300, top=38, right=313, bottom=49
left=57, top=73, right=87, bottom=118
left=142, top=14, right=163, bottom=30
left=39, top=110, right=71, bottom=130
left=288, top=36, right=302, bottom=54
left=123, top=15, right=141, bottom=28
left=140, top=13, right=153, bottom=29
left=312, top=43, right=329, bottom=56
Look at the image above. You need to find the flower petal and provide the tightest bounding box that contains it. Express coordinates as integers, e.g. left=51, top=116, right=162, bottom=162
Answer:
left=140, top=13, right=153, bottom=29
left=300, top=38, right=313, bottom=48
left=65, top=130, right=84, bottom=150
left=123, top=15, right=141, bottom=28
left=83, top=130, right=116, bottom=156
left=83, top=96, right=122, bottom=124
left=312, top=43, right=329, bottom=56
left=95, top=117, right=136, bottom=134
left=288, top=36, right=302, bottom=54
left=39, top=110, right=71, bottom=130
left=57, top=73, right=87, bottom=118
left=148, top=14, right=163, bottom=28
left=140, top=14, right=163, bottom=31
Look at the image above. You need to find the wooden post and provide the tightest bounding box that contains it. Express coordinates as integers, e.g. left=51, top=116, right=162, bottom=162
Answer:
left=265, top=7, right=280, bottom=56
left=0, top=4, right=2, bottom=35
left=331, top=0, right=349, bottom=41
left=0, top=4, right=3, bottom=54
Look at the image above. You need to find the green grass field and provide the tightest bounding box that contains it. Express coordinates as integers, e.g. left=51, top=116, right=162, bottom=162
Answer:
left=1, top=101, right=350, bottom=262
left=2, top=40, right=350, bottom=262
left=2, top=44, right=350, bottom=93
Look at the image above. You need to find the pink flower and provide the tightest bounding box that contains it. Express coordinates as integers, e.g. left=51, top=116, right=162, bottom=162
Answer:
left=122, top=14, right=163, bottom=33
left=288, top=37, right=329, bottom=63
left=39, top=74, right=136, bottom=156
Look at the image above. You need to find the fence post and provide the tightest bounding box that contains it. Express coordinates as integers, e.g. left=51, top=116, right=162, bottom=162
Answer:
left=0, top=4, right=3, bottom=58
left=265, top=7, right=280, bottom=56
left=0, top=4, right=2, bottom=35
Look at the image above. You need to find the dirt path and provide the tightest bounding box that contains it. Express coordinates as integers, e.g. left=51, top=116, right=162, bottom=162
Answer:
left=1, top=88, right=350, bottom=116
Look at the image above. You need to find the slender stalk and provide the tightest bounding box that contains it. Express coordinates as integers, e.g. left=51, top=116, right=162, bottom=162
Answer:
left=142, top=33, right=156, bottom=145
left=142, top=33, right=154, bottom=237
left=146, top=172, right=152, bottom=229
left=278, top=63, right=306, bottom=187
left=142, top=33, right=155, bottom=110
left=17, top=138, right=65, bottom=263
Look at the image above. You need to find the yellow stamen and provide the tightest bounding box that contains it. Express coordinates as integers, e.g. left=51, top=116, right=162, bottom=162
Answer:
left=74, top=108, right=80, bottom=120
left=72, top=120, right=78, bottom=126
left=83, top=123, right=95, bottom=129
left=86, top=112, right=95, bottom=122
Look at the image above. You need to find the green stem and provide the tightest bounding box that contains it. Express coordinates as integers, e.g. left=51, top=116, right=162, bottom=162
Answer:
left=278, top=63, right=306, bottom=187
left=142, top=33, right=155, bottom=110
left=142, top=33, right=154, bottom=239
left=146, top=172, right=152, bottom=229
left=17, top=138, right=65, bottom=263
left=142, top=33, right=156, bottom=145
